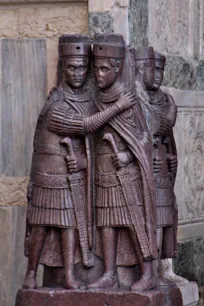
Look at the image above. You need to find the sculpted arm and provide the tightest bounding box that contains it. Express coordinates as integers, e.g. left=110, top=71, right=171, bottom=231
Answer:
left=47, top=94, right=135, bottom=135
left=165, top=94, right=177, bottom=127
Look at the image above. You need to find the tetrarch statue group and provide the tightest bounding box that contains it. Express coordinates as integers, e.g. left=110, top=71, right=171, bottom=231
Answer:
left=21, top=34, right=183, bottom=296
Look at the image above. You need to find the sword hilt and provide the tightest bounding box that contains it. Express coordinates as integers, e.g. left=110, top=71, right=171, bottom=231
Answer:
left=103, top=133, right=119, bottom=155
left=61, top=137, right=75, bottom=158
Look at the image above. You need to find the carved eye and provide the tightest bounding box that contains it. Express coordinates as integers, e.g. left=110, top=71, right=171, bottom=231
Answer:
left=67, top=65, right=75, bottom=71
left=101, top=67, right=109, bottom=73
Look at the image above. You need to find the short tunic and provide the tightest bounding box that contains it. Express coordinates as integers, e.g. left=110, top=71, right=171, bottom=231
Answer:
left=95, top=125, right=144, bottom=227
left=27, top=88, right=92, bottom=228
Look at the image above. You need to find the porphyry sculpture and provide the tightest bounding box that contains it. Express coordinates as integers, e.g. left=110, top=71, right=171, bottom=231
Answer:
left=88, top=34, right=157, bottom=291
left=23, top=34, right=135, bottom=290
left=15, top=33, right=184, bottom=306
left=148, top=51, right=184, bottom=282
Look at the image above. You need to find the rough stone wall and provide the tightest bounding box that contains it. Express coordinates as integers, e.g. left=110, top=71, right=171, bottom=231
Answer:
left=0, top=2, right=88, bottom=92
left=88, top=0, right=129, bottom=42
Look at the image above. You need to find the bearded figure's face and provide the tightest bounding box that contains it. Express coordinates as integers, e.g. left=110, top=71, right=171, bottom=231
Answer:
left=62, top=56, right=89, bottom=88
left=93, top=58, right=122, bottom=89
left=153, top=64, right=164, bottom=90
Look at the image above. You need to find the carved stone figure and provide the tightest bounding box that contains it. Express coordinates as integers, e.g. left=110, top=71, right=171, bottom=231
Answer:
left=148, top=51, right=185, bottom=283
left=23, top=34, right=135, bottom=290
left=130, top=47, right=160, bottom=137
left=88, top=34, right=157, bottom=292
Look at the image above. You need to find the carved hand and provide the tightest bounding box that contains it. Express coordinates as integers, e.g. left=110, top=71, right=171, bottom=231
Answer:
left=167, top=154, right=178, bottom=172
left=153, top=157, right=163, bottom=174
left=112, top=151, right=133, bottom=169
left=65, top=156, right=87, bottom=173
left=116, top=92, right=136, bottom=112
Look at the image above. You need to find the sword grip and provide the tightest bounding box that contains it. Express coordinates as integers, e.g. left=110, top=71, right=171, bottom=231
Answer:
left=103, top=133, right=119, bottom=155
left=61, top=137, right=75, bottom=157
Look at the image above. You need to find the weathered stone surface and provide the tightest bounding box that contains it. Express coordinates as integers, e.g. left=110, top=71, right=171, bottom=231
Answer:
left=174, top=107, right=204, bottom=224
left=129, top=0, right=148, bottom=48
left=89, top=12, right=114, bottom=36
left=162, top=88, right=204, bottom=225
left=15, top=288, right=166, bottom=306
left=200, top=1, right=204, bottom=60
left=148, top=0, right=189, bottom=57
left=129, top=0, right=204, bottom=60
left=163, top=56, right=204, bottom=91
left=88, top=0, right=129, bottom=13
left=0, top=206, right=43, bottom=306
left=17, top=4, right=88, bottom=38
left=0, top=3, right=88, bottom=91
left=0, top=3, right=88, bottom=38
left=17, top=3, right=88, bottom=90
left=177, top=281, right=199, bottom=306
left=112, top=3, right=129, bottom=44
left=0, top=9, right=18, bottom=37
left=174, top=237, right=204, bottom=287
left=0, top=39, right=46, bottom=177
left=0, top=176, right=28, bottom=206
left=178, top=222, right=204, bottom=241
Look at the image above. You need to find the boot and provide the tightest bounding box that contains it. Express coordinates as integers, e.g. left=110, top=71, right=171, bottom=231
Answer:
left=88, top=228, right=119, bottom=289
left=61, top=229, right=80, bottom=290
left=131, top=261, right=156, bottom=291
left=88, top=272, right=118, bottom=289
left=23, top=226, right=47, bottom=289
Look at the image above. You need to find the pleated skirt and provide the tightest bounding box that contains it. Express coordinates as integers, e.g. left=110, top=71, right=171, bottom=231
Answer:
left=156, top=187, right=174, bottom=227
left=27, top=185, right=76, bottom=228
left=96, top=178, right=144, bottom=227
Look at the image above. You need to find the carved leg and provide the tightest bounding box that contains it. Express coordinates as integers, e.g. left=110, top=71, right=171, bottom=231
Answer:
left=161, top=227, right=188, bottom=284
left=129, top=226, right=144, bottom=270
left=88, top=227, right=118, bottom=289
left=129, top=227, right=156, bottom=291
left=131, top=261, right=156, bottom=291
left=61, top=228, right=80, bottom=290
left=23, top=226, right=47, bottom=289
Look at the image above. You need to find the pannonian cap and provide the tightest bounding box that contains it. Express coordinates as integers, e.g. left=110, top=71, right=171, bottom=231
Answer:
left=133, top=47, right=155, bottom=61
left=58, top=34, right=91, bottom=57
left=154, top=51, right=166, bottom=68
left=93, top=34, right=126, bottom=59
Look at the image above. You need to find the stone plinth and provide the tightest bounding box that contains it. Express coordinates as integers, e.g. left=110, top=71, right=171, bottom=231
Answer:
left=178, top=282, right=199, bottom=306
left=15, top=287, right=183, bottom=306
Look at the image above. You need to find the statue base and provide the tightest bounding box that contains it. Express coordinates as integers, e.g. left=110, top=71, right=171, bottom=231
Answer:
left=15, top=287, right=182, bottom=306
left=177, top=281, right=199, bottom=306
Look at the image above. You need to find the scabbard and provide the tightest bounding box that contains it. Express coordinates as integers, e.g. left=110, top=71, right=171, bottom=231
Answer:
left=116, top=168, right=152, bottom=259
left=68, top=171, right=91, bottom=267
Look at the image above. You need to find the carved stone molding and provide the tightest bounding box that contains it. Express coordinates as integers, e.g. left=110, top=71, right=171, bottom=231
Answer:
left=175, top=108, right=204, bottom=224
left=0, top=177, right=29, bottom=206
left=164, top=88, right=204, bottom=225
